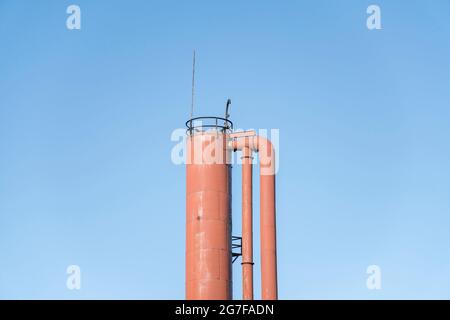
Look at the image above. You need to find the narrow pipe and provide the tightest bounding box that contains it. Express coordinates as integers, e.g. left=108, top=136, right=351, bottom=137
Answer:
left=230, top=136, right=278, bottom=300
left=241, top=143, right=254, bottom=300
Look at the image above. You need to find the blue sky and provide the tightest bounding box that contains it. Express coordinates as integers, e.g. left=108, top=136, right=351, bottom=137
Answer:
left=1, top=0, right=450, bottom=299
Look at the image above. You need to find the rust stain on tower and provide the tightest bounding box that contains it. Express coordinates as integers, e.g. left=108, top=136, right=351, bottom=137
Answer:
left=185, top=107, right=278, bottom=300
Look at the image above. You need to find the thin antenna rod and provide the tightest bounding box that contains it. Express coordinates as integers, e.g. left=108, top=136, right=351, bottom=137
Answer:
left=190, top=50, right=196, bottom=121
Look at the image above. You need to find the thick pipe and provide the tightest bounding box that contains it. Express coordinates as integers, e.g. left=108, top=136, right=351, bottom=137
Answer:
left=186, top=131, right=232, bottom=299
left=231, top=136, right=278, bottom=300
left=241, top=143, right=254, bottom=300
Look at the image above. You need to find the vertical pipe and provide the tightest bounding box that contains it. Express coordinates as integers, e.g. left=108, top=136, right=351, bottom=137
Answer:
left=241, top=143, right=254, bottom=300
left=259, top=173, right=277, bottom=299
left=230, top=136, right=278, bottom=300
left=258, top=137, right=278, bottom=300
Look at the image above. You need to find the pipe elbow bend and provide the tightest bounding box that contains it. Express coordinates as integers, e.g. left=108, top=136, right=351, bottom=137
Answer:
left=253, top=136, right=276, bottom=176
left=229, top=135, right=276, bottom=176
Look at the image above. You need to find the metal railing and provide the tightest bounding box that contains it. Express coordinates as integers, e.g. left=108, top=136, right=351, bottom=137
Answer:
left=186, top=116, right=233, bottom=135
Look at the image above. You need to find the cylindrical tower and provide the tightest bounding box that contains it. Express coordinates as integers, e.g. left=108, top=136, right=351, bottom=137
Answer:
left=185, top=114, right=278, bottom=300
left=185, top=118, right=233, bottom=299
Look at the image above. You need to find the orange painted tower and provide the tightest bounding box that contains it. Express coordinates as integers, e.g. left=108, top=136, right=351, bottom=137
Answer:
left=185, top=110, right=277, bottom=300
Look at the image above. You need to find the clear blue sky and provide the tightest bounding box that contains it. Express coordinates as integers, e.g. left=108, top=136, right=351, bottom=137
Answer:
left=1, top=0, right=450, bottom=299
